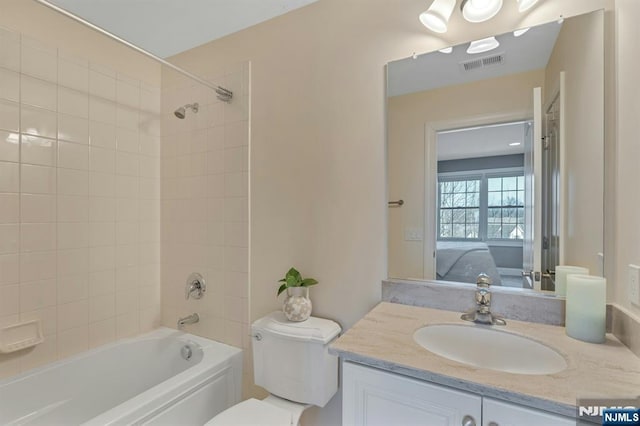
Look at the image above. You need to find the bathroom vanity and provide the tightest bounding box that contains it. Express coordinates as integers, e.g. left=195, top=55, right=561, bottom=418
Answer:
left=342, top=362, right=572, bottom=425
left=330, top=303, right=640, bottom=426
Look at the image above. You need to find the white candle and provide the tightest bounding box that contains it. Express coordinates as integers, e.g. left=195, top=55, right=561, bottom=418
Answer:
left=555, top=265, right=589, bottom=296
left=565, top=275, right=606, bottom=343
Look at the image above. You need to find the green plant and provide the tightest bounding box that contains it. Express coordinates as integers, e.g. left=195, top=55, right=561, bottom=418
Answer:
left=277, top=267, right=318, bottom=296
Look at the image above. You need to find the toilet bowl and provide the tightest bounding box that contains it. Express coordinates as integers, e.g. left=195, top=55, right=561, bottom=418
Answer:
left=206, top=312, right=341, bottom=425
left=205, top=395, right=309, bottom=426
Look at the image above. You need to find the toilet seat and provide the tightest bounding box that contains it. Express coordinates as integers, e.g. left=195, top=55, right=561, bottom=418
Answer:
left=205, top=398, right=293, bottom=426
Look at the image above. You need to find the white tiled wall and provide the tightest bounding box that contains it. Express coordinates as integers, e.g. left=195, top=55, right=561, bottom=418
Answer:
left=0, top=27, right=161, bottom=379
left=160, top=63, right=250, bottom=392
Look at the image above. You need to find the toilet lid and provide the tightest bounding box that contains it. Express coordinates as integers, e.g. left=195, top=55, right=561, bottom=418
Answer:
left=205, top=398, right=293, bottom=426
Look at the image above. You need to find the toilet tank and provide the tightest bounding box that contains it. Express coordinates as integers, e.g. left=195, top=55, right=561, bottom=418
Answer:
left=252, top=312, right=341, bottom=407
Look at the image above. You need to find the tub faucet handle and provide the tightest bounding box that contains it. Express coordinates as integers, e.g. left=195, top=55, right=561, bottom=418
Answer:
left=185, top=273, right=206, bottom=300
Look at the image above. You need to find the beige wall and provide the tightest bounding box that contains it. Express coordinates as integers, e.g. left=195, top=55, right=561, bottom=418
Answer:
left=169, top=0, right=611, bottom=333
left=615, top=0, right=640, bottom=316
left=0, top=0, right=160, bottom=86
left=169, top=0, right=614, bottom=423
left=0, top=11, right=162, bottom=377
left=544, top=11, right=605, bottom=277
left=388, top=70, right=544, bottom=279
left=0, top=0, right=629, bottom=422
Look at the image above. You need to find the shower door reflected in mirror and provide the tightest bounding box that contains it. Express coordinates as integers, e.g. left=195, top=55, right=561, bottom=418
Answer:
left=387, top=10, right=604, bottom=292
left=541, top=93, right=562, bottom=290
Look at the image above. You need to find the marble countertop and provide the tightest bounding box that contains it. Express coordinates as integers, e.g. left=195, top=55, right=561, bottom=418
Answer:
left=330, top=302, right=640, bottom=418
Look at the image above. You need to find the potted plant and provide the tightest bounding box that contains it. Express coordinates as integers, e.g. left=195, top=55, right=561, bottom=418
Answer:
left=277, top=267, right=318, bottom=322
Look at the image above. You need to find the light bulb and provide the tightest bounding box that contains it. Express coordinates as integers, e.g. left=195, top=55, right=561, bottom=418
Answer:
left=467, top=37, right=500, bottom=54
left=517, top=0, right=539, bottom=13
left=470, top=0, right=492, bottom=8
left=419, top=0, right=456, bottom=33
left=461, top=0, right=503, bottom=23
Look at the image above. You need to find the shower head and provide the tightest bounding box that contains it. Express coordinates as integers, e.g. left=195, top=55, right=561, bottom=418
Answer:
left=174, top=107, right=186, bottom=119
left=174, top=103, right=199, bottom=119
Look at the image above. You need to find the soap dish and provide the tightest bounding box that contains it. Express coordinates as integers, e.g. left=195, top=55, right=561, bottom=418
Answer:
left=0, top=320, right=44, bottom=353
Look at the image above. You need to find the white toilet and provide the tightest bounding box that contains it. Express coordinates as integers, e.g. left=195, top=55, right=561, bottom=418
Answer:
left=206, top=311, right=342, bottom=426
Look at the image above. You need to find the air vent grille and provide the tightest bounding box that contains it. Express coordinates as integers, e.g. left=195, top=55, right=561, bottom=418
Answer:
left=460, top=52, right=505, bottom=72
left=463, top=59, right=483, bottom=71
left=482, top=54, right=504, bottom=66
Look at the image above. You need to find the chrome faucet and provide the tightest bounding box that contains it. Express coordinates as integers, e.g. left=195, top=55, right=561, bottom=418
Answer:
left=185, top=273, right=206, bottom=300
left=461, top=274, right=506, bottom=326
left=177, top=313, right=199, bottom=329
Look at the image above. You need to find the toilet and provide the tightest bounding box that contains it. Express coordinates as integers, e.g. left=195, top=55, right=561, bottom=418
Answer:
left=206, top=311, right=342, bottom=426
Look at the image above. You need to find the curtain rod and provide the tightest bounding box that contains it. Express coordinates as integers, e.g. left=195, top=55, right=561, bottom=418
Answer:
left=32, top=0, right=233, bottom=102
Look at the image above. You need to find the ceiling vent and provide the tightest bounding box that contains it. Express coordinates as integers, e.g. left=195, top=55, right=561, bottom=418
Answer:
left=460, top=52, right=505, bottom=72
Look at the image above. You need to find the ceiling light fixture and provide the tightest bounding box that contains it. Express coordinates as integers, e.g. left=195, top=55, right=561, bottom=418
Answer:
left=467, top=36, right=500, bottom=54
left=517, top=0, right=539, bottom=13
left=513, top=27, right=530, bottom=37
left=418, top=0, right=543, bottom=34
left=419, top=0, right=456, bottom=33
left=439, top=47, right=453, bottom=54
left=460, top=0, right=503, bottom=23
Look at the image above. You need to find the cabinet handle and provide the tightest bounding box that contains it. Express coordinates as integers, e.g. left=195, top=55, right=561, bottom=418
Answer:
left=462, top=415, right=476, bottom=426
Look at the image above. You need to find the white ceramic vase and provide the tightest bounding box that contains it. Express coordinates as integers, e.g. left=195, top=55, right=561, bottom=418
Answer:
left=283, top=287, right=312, bottom=322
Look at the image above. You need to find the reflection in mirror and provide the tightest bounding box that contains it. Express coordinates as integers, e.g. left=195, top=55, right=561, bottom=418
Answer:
left=435, top=121, right=528, bottom=288
left=387, top=10, right=604, bottom=293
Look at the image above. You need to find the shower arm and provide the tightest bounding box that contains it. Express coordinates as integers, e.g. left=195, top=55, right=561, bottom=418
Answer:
left=33, top=0, right=233, bottom=103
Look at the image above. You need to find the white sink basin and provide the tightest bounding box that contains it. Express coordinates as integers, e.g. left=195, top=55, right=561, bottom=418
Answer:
left=413, top=324, right=567, bottom=375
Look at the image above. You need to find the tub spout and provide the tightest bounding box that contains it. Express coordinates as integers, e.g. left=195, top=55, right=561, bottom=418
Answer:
left=177, top=313, right=199, bottom=329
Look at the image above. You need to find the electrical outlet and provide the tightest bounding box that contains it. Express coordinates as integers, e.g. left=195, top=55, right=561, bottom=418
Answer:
left=629, top=264, right=640, bottom=307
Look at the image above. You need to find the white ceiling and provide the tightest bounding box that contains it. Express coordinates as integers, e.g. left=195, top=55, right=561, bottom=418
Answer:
left=388, top=20, right=562, bottom=97
left=47, top=0, right=320, bottom=58
left=437, top=121, right=528, bottom=161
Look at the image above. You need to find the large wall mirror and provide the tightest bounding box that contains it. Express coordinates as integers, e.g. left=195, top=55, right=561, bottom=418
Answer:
left=387, top=10, right=604, bottom=293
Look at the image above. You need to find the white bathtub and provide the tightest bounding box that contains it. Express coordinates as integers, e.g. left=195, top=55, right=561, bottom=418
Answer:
left=0, top=327, right=243, bottom=425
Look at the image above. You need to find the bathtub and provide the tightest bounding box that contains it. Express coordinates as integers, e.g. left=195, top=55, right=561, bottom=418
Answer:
left=0, top=327, right=243, bottom=425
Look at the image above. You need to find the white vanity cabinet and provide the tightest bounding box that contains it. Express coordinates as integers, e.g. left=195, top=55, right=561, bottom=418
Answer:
left=343, top=362, right=574, bottom=426
left=482, top=397, right=575, bottom=426
left=343, top=361, right=481, bottom=426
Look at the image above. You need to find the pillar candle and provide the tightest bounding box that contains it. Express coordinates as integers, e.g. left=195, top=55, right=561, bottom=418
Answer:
left=555, top=265, right=589, bottom=296
left=565, top=275, right=606, bottom=343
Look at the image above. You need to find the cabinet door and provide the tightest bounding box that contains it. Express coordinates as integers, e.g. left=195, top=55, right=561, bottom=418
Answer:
left=483, top=397, right=574, bottom=426
left=343, top=362, right=482, bottom=426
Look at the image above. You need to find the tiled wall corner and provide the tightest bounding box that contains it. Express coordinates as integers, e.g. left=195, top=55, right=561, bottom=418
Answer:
left=0, top=27, right=161, bottom=380
left=160, top=62, right=250, bottom=395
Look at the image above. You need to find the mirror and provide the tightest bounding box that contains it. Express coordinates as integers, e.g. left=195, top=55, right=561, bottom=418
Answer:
left=387, top=10, right=604, bottom=293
